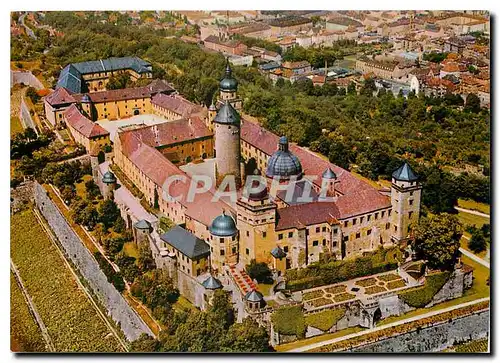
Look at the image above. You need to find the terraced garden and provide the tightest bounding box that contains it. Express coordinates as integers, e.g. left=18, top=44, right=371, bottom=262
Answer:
left=303, top=284, right=356, bottom=308
left=354, top=273, right=408, bottom=295
left=10, top=273, right=46, bottom=352
left=10, top=209, right=124, bottom=352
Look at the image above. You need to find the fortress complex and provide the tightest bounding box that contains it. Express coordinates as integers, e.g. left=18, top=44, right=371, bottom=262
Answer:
left=44, top=57, right=422, bottom=311
left=109, top=61, right=422, bottom=277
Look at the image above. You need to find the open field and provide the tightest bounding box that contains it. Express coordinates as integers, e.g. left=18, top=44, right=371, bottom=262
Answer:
left=457, top=199, right=490, bottom=215
left=11, top=209, right=124, bottom=352
left=10, top=273, right=47, bottom=352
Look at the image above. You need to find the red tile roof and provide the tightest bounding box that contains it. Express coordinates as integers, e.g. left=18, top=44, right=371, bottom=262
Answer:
left=276, top=202, right=339, bottom=230
left=119, top=116, right=211, bottom=148
left=64, top=105, right=109, bottom=138
left=241, top=118, right=391, bottom=220
left=117, top=127, right=230, bottom=226
left=151, top=93, right=202, bottom=118
left=44, top=87, right=76, bottom=106
left=71, top=80, right=175, bottom=104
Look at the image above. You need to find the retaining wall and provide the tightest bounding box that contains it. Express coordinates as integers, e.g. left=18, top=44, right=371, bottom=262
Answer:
left=34, top=183, right=153, bottom=341
left=348, top=309, right=489, bottom=353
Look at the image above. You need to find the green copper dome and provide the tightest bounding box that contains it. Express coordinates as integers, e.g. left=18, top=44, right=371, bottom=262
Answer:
left=220, top=61, right=238, bottom=92
left=209, top=211, right=238, bottom=237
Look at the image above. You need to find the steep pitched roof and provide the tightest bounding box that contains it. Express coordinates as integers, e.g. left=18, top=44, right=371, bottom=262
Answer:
left=63, top=105, right=109, bottom=138
left=56, top=64, right=83, bottom=94
left=392, top=162, right=419, bottom=182
left=118, top=116, right=211, bottom=149
left=160, top=225, right=210, bottom=259
left=151, top=93, right=201, bottom=118
left=213, top=101, right=241, bottom=125
left=44, top=87, right=77, bottom=106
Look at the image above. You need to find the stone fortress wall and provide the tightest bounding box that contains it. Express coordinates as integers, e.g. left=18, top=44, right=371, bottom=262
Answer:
left=348, top=309, right=489, bottom=353
left=33, top=182, right=153, bottom=341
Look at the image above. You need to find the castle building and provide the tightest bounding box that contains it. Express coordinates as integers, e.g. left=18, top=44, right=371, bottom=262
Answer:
left=83, top=62, right=422, bottom=309
left=43, top=79, right=175, bottom=126
left=56, top=56, right=153, bottom=94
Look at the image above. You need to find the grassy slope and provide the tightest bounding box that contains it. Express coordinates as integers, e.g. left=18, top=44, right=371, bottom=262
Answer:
left=11, top=209, right=123, bottom=352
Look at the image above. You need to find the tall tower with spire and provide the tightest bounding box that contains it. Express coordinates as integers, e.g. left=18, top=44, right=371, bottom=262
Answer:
left=218, top=60, right=242, bottom=111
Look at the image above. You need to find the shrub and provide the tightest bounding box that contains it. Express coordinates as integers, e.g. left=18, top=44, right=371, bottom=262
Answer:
left=387, top=279, right=406, bottom=290
left=286, top=247, right=401, bottom=291
left=365, top=285, right=387, bottom=295
left=398, top=271, right=451, bottom=307
left=308, top=297, right=334, bottom=308
left=246, top=259, right=273, bottom=283
left=305, top=307, right=346, bottom=332
left=271, top=305, right=305, bottom=338
left=378, top=273, right=400, bottom=282
left=468, top=231, right=487, bottom=253
left=303, top=290, right=323, bottom=301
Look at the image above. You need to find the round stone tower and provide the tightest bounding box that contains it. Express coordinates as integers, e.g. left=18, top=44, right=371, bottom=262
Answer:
left=101, top=171, right=117, bottom=200
left=213, top=100, right=241, bottom=187
left=209, top=211, right=239, bottom=270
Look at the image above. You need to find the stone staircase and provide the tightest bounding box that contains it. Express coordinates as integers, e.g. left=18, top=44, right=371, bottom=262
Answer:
left=228, top=265, right=257, bottom=295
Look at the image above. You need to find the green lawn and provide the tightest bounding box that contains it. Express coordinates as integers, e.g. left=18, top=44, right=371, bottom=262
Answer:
left=257, top=283, right=274, bottom=297
left=173, top=295, right=197, bottom=312
left=457, top=199, right=490, bottom=215
left=456, top=211, right=489, bottom=229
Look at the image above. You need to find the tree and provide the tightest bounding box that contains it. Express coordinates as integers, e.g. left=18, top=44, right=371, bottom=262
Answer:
left=130, top=334, right=160, bottom=352
left=413, top=214, right=462, bottom=270
left=208, top=290, right=235, bottom=329
left=60, top=185, right=76, bottom=204
left=464, top=93, right=481, bottom=113
left=245, top=259, right=272, bottom=283
left=347, top=81, right=356, bottom=95
left=26, top=87, right=40, bottom=104
left=222, top=318, right=271, bottom=352
left=468, top=230, right=487, bottom=253
left=85, top=179, right=101, bottom=200
left=106, top=73, right=131, bottom=90
left=137, top=242, right=155, bottom=272
left=98, top=199, right=121, bottom=229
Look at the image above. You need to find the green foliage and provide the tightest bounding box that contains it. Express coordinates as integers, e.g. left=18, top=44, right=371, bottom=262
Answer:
left=413, top=214, right=462, bottom=270
left=85, top=179, right=101, bottom=200
left=130, top=269, right=179, bottom=323
left=26, top=87, right=40, bottom=104
left=286, top=247, right=402, bottom=291
left=93, top=252, right=125, bottom=292
left=468, top=230, right=487, bottom=253
left=304, top=307, right=346, bottom=331
left=398, top=271, right=451, bottom=307
left=232, top=34, right=281, bottom=54
left=465, top=93, right=481, bottom=113
left=106, top=72, right=133, bottom=90
left=271, top=305, right=305, bottom=338
left=423, top=52, right=448, bottom=63
left=223, top=317, right=271, bottom=352
left=11, top=129, right=52, bottom=160
left=245, top=259, right=273, bottom=284
left=98, top=199, right=121, bottom=230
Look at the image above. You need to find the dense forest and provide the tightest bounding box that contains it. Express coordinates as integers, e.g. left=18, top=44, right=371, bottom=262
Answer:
left=11, top=11, right=490, bottom=213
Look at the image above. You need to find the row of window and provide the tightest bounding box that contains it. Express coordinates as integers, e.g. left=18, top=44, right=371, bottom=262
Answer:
left=343, top=209, right=391, bottom=228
